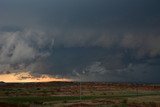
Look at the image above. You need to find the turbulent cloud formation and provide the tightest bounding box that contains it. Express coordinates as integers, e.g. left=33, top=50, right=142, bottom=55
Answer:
left=0, top=0, right=160, bottom=83
left=0, top=29, right=54, bottom=73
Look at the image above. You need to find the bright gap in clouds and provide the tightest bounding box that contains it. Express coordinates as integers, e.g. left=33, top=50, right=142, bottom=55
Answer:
left=0, top=71, right=71, bottom=83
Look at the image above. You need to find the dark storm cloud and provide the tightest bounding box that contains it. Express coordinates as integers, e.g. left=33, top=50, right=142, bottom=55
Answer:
left=0, top=0, right=160, bottom=82
left=1, top=0, right=160, bottom=28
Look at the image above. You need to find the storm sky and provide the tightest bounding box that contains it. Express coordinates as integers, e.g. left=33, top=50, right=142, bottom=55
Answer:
left=0, top=0, right=160, bottom=83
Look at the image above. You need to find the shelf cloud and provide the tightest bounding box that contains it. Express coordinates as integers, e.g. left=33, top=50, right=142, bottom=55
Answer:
left=0, top=0, right=160, bottom=83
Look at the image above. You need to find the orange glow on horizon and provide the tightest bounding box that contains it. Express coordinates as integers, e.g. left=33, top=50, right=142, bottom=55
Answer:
left=0, top=72, right=71, bottom=83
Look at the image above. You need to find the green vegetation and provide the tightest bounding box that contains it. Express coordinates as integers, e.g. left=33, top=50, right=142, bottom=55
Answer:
left=0, top=92, right=159, bottom=105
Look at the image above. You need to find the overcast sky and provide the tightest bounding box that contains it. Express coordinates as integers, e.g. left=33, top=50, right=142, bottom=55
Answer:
left=0, top=0, right=160, bottom=83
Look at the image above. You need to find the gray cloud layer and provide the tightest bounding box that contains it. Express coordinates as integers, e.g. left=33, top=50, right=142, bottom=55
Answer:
left=0, top=0, right=160, bottom=83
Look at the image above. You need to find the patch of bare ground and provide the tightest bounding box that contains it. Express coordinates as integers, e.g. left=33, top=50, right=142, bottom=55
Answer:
left=91, top=99, right=119, bottom=105
left=64, top=99, right=118, bottom=107
left=128, top=102, right=160, bottom=107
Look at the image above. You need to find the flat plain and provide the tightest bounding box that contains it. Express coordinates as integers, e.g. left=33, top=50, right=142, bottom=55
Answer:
left=0, top=82, right=160, bottom=107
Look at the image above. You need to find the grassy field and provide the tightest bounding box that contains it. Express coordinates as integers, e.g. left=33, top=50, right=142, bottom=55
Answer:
left=0, top=82, right=160, bottom=107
